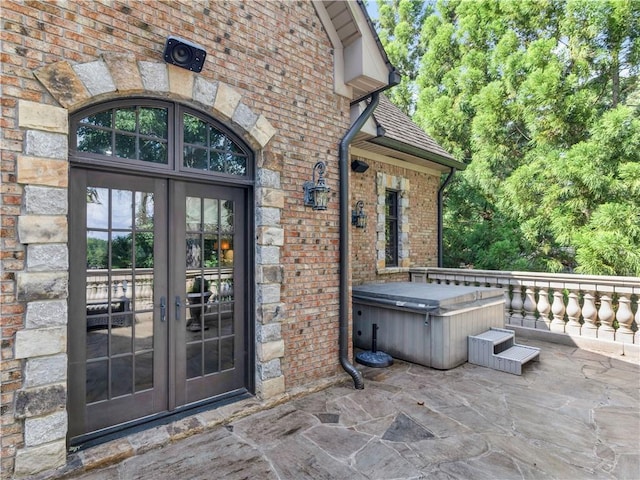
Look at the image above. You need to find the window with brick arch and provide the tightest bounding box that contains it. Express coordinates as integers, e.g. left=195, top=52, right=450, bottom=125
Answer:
left=385, top=189, right=399, bottom=267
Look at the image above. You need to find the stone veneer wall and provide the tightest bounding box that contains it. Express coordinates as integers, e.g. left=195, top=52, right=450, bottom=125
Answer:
left=350, top=154, right=441, bottom=286
left=1, top=1, right=351, bottom=477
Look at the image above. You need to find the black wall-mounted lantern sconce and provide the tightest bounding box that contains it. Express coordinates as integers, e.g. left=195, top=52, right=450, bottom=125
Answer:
left=163, top=36, right=207, bottom=72
left=352, top=200, right=367, bottom=228
left=303, top=161, right=330, bottom=210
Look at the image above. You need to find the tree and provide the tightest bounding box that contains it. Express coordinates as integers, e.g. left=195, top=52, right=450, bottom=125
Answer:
left=374, top=0, right=640, bottom=275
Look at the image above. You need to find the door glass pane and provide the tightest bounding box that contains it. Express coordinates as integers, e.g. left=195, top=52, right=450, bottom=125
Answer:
left=111, top=356, right=133, bottom=397
left=85, top=184, right=155, bottom=405
left=87, top=231, right=108, bottom=269
left=186, top=197, right=201, bottom=231
left=186, top=343, right=201, bottom=379
left=221, top=200, right=234, bottom=233
left=87, top=188, right=109, bottom=229
left=135, top=352, right=154, bottom=392
left=220, top=337, right=234, bottom=370
left=86, top=360, right=108, bottom=403
left=184, top=195, right=236, bottom=381
left=204, top=339, right=219, bottom=374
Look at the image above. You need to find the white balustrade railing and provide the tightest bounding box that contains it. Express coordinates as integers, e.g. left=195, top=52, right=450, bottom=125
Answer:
left=411, top=267, right=639, bottom=345
left=86, top=269, right=155, bottom=310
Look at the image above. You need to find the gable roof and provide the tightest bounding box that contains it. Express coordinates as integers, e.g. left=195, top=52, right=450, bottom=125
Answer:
left=353, top=95, right=466, bottom=171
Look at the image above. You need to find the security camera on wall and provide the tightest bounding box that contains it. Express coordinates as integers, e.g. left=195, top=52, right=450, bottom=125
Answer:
left=163, top=36, right=207, bottom=73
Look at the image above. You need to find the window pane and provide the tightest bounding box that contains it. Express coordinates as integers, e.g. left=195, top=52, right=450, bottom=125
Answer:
left=139, top=108, right=167, bottom=138
left=140, top=140, right=168, bottom=164
left=385, top=190, right=398, bottom=267
left=77, top=126, right=111, bottom=155
left=226, top=155, right=247, bottom=176
left=209, top=151, right=225, bottom=173
left=184, top=114, right=207, bottom=145
left=115, top=133, right=136, bottom=159
left=80, top=111, right=112, bottom=127
left=115, top=108, right=136, bottom=132
left=184, top=146, right=208, bottom=170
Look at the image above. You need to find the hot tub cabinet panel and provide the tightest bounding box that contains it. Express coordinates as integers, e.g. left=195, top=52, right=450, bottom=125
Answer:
left=353, top=282, right=505, bottom=370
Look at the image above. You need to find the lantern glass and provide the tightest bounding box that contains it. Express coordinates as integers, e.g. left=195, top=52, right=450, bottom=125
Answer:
left=356, top=211, right=367, bottom=228
left=313, top=186, right=329, bottom=210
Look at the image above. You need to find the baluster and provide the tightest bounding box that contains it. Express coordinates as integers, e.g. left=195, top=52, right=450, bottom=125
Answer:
left=550, top=290, right=566, bottom=333
left=503, top=285, right=513, bottom=325
left=510, top=285, right=524, bottom=326
left=536, top=289, right=551, bottom=330
left=98, top=281, right=109, bottom=301
left=565, top=292, right=582, bottom=335
left=581, top=292, right=598, bottom=337
left=597, top=294, right=615, bottom=341
left=635, top=295, right=639, bottom=345
left=86, top=283, right=94, bottom=302
left=114, top=280, right=124, bottom=298
left=616, top=295, right=634, bottom=343
left=522, top=287, right=537, bottom=328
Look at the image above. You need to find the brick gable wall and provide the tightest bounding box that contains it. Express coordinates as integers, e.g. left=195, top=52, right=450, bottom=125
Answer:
left=1, top=1, right=351, bottom=477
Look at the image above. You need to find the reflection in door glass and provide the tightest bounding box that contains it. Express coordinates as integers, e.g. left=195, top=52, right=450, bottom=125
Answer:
left=85, top=185, right=155, bottom=405
left=184, top=195, right=236, bottom=380
left=111, top=190, right=133, bottom=229
left=87, top=188, right=109, bottom=229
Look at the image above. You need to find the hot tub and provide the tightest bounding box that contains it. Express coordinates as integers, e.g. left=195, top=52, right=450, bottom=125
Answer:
left=353, top=282, right=505, bottom=369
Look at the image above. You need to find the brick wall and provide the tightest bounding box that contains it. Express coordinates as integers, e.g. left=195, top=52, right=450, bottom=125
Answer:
left=351, top=155, right=440, bottom=286
left=1, top=1, right=351, bottom=477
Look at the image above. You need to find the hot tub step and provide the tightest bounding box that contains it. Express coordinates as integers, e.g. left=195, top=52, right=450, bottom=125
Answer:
left=468, top=328, right=540, bottom=375
left=493, top=345, right=540, bottom=375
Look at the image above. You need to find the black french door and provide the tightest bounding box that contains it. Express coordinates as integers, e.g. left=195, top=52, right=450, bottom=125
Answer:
left=68, top=170, right=248, bottom=442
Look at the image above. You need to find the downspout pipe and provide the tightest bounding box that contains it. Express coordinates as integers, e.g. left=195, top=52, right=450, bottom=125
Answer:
left=339, top=93, right=380, bottom=389
left=437, top=168, right=456, bottom=268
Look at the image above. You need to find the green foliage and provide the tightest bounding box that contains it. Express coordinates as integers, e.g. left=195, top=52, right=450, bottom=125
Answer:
left=374, top=0, right=640, bottom=275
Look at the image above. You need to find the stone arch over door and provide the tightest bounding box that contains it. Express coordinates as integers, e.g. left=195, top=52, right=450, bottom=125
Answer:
left=13, top=55, right=286, bottom=475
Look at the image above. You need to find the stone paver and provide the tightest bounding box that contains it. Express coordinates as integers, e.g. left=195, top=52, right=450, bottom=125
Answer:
left=48, top=340, right=639, bottom=480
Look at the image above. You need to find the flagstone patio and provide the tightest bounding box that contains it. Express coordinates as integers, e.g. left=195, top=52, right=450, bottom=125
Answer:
left=48, top=339, right=639, bottom=480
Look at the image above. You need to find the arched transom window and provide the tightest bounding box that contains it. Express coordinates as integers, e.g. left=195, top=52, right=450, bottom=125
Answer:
left=72, top=99, right=252, bottom=180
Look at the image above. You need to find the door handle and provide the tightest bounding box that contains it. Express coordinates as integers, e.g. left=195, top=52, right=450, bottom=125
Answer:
left=160, top=296, right=166, bottom=322
left=175, top=296, right=182, bottom=322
